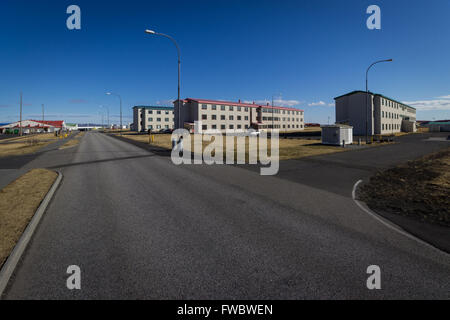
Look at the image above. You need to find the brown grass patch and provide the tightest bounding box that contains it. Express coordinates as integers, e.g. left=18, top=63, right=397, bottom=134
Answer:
left=121, top=133, right=346, bottom=160
left=59, top=132, right=85, bottom=150
left=358, top=148, right=450, bottom=227
left=0, top=133, right=59, bottom=158
left=0, top=169, right=58, bottom=267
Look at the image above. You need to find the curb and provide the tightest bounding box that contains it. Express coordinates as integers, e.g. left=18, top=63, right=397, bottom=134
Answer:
left=0, top=170, right=63, bottom=298
left=352, top=179, right=449, bottom=256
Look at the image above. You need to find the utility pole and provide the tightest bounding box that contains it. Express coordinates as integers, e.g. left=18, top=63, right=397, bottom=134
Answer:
left=19, top=92, right=23, bottom=136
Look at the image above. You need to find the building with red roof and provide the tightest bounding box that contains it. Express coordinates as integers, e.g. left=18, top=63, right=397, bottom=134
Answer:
left=168, top=98, right=304, bottom=133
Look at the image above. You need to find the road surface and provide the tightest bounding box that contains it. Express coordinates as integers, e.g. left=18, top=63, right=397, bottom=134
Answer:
left=3, top=132, right=450, bottom=299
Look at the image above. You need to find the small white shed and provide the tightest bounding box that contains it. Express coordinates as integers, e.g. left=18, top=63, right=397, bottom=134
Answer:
left=321, top=124, right=353, bottom=146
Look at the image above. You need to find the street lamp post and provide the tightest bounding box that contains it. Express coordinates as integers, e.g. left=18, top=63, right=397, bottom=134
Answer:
left=145, top=29, right=181, bottom=129
left=106, top=92, right=122, bottom=132
left=366, top=59, right=393, bottom=143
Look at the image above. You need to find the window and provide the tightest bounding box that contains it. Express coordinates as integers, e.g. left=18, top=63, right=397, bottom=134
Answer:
left=221, top=115, right=226, bottom=120
left=202, top=125, right=208, bottom=130
left=157, top=111, right=161, bottom=114
left=212, top=105, right=217, bottom=110
left=229, top=115, right=234, bottom=120
left=148, top=118, right=153, bottom=122
left=148, top=125, right=153, bottom=129
left=212, top=115, right=217, bottom=120
left=237, top=116, right=241, bottom=121
left=148, top=110, right=153, bottom=114
left=202, top=114, right=207, bottom=120
left=237, top=107, right=241, bottom=111
left=157, top=118, right=161, bottom=122
left=221, top=125, right=226, bottom=130
left=212, top=125, right=217, bottom=129
left=229, top=106, right=234, bottom=111
left=237, top=125, right=241, bottom=129
left=165, top=125, right=169, bottom=129
left=245, top=107, right=249, bottom=112
left=245, top=116, right=249, bottom=120
left=202, top=104, right=208, bottom=110
left=245, top=125, right=249, bottom=129
left=221, top=105, right=226, bottom=111
left=229, top=125, right=234, bottom=129
left=165, top=118, right=169, bottom=122
left=165, top=111, right=170, bottom=115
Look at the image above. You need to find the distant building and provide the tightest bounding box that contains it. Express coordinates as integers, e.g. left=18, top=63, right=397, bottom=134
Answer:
left=133, top=106, right=174, bottom=132
left=334, top=91, right=416, bottom=136
left=0, top=120, right=65, bottom=134
left=173, top=98, right=305, bottom=134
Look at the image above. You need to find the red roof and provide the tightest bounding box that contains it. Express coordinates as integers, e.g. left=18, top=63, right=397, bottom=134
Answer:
left=33, top=120, right=64, bottom=128
left=177, top=98, right=304, bottom=112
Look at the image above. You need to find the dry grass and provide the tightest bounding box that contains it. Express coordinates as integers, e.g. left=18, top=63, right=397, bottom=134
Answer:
left=359, top=148, right=450, bottom=227
left=0, top=133, right=60, bottom=158
left=0, top=169, right=58, bottom=267
left=59, top=132, right=85, bottom=150
left=121, top=133, right=346, bottom=160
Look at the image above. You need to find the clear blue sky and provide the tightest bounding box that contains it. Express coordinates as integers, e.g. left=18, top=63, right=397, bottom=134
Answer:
left=1, top=0, right=449, bottom=124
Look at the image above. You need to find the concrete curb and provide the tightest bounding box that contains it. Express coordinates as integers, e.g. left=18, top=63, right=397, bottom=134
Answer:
left=0, top=170, right=63, bottom=298
left=352, top=179, right=449, bottom=257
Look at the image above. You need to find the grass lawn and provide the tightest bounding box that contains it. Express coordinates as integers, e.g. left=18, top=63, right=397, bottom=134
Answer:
left=0, top=133, right=61, bottom=158
left=119, top=133, right=347, bottom=160
left=0, top=169, right=58, bottom=267
left=59, top=132, right=85, bottom=150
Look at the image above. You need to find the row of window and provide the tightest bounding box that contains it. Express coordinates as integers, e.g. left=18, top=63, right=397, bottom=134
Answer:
left=382, top=123, right=400, bottom=131
left=201, top=124, right=303, bottom=130
left=201, top=104, right=302, bottom=115
left=259, top=124, right=304, bottom=129
left=382, top=111, right=401, bottom=119
left=147, top=110, right=172, bottom=115
left=202, top=114, right=249, bottom=121
left=148, top=118, right=173, bottom=122
left=261, top=117, right=303, bottom=122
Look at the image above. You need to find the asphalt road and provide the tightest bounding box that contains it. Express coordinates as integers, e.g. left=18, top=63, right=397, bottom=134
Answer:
left=3, top=131, right=450, bottom=299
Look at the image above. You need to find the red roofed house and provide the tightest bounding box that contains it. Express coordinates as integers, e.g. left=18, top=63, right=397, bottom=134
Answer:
left=171, top=98, right=305, bottom=133
left=0, top=120, right=66, bottom=134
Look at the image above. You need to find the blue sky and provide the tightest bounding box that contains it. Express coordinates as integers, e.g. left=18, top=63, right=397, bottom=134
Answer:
left=0, top=0, right=449, bottom=124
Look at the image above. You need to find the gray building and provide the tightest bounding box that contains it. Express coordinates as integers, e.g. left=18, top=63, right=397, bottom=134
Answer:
left=133, top=106, right=175, bottom=132
left=334, top=91, right=416, bottom=136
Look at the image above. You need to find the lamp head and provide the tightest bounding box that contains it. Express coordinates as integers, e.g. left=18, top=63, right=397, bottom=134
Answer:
left=145, top=29, right=156, bottom=34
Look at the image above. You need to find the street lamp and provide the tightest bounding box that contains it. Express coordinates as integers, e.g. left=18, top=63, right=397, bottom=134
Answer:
left=366, top=59, right=393, bottom=143
left=145, top=29, right=181, bottom=129
left=106, top=92, right=122, bottom=131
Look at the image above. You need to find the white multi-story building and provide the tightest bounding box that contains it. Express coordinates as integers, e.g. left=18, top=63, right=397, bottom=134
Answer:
left=133, top=106, right=175, bottom=132
left=334, top=91, right=417, bottom=136
left=173, top=98, right=305, bottom=133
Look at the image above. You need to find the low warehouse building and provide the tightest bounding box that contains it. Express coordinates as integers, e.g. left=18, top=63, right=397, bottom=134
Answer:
left=321, top=124, right=353, bottom=146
